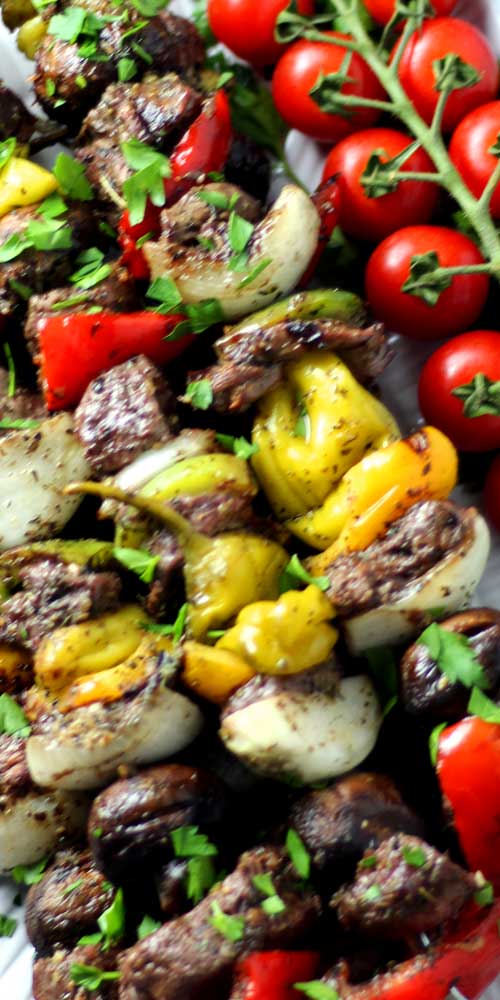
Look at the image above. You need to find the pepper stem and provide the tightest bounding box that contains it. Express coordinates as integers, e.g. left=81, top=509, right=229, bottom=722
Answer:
left=64, top=481, right=198, bottom=545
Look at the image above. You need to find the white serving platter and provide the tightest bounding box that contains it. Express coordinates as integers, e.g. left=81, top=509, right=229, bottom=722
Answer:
left=1, top=0, right=500, bottom=995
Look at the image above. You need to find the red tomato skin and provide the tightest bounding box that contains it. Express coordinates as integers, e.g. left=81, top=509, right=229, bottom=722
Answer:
left=418, top=331, right=500, bottom=452
left=365, top=0, right=456, bottom=25
left=322, top=128, right=438, bottom=242
left=484, top=455, right=500, bottom=532
left=207, top=0, right=314, bottom=67
left=272, top=35, right=386, bottom=143
left=365, top=226, right=489, bottom=340
left=450, top=103, right=500, bottom=220
left=397, top=19, right=499, bottom=132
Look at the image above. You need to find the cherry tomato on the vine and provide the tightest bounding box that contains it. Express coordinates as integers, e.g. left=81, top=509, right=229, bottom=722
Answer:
left=321, top=128, right=438, bottom=242
left=419, top=331, right=500, bottom=452
left=272, top=34, right=386, bottom=144
left=364, top=0, right=456, bottom=26
left=365, top=225, right=489, bottom=340
left=450, top=103, right=500, bottom=220
left=397, top=18, right=499, bottom=133
left=484, top=455, right=500, bottom=532
left=207, top=0, right=314, bottom=67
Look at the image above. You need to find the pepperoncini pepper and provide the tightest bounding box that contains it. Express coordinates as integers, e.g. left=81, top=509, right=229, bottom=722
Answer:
left=66, top=482, right=288, bottom=639
left=0, top=156, right=58, bottom=217
left=141, top=453, right=256, bottom=504
left=305, top=426, right=458, bottom=569
left=217, top=586, right=338, bottom=675
left=251, top=351, right=400, bottom=521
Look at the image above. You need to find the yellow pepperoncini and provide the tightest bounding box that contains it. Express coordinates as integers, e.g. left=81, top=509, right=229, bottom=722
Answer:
left=251, top=351, right=400, bottom=521
left=141, top=453, right=257, bottom=503
left=34, top=604, right=150, bottom=693
left=0, top=156, right=58, bottom=218
left=65, top=482, right=288, bottom=640
left=217, top=585, right=338, bottom=675
left=182, top=642, right=255, bottom=704
left=17, top=15, right=48, bottom=57
left=305, top=426, right=458, bottom=572
left=56, top=635, right=173, bottom=713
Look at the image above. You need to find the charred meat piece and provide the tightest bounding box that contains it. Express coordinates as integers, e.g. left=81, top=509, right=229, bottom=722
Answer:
left=401, top=607, right=500, bottom=718
left=34, top=10, right=204, bottom=124
left=0, top=559, right=122, bottom=651
left=332, top=834, right=476, bottom=939
left=0, top=204, right=98, bottom=320
left=33, top=942, right=121, bottom=1000
left=118, top=845, right=320, bottom=1000
left=24, top=265, right=139, bottom=356
left=26, top=848, right=115, bottom=956
left=88, top=764, right=227, bottom=880
left=0, top=83, right=63, bottom=148
left=75, top=139, right=131, bottom=212
left=0, top=733, right=32, bottom=796
left=290, top=773, right=424, bottom=876
left=0, top=369, right=47, bottom=431
left=144, top=529, right=184, bottom=619
left=79, top=74, right=202, bottom=147
left=225, top=135, right=271, bottom=203
left=153, top=183, right=261, bottom=266
left=187, top=319, right=390, bottom=413
left=156, top=858, right=189, bottom=919
left=323, top=500, right=471, bottom=618
left=74, top=355, right=175, bottom=474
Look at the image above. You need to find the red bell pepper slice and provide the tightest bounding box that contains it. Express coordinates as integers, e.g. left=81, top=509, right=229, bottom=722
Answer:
left=119, top=90, right=233, bottom=280
left=231, top=951, right=319, bottom=1000
left=299, top=176, right=341, bottom=287
left=327, top=900, right=500, bottom=1000
left=436, top=716, right=500, bottom=892
left=37, top=311, right=194, bottom=410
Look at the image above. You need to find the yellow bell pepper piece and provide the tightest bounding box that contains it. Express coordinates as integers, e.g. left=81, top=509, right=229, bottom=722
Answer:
left=305, top=426, right=458, bottom=571
left=34, top=604, right=150, bottom=693
left=0, top=157, right=58, bottom=218
left=141, top=453, right=256, bottom=502
left=251, top=351, right=399, bottom=520
left=17, top=15, right=47, bottom=58
left=182, top=641, right=255, bottom=704
left=217, top=585, right=338, bottom=675
left=57, top=635, right=172, bottom=713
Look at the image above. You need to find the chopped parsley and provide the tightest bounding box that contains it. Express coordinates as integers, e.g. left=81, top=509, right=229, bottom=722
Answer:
left=215, top=433, right=259, bottom=460
left=186, top=857, right=217, bottom=905
left=228, top=211, right=254, bottom=272
left=0, top=914, right=17, bottom=938
left=53, top=152, right=93, bottom=201
left=38, top=192, right=68, bottom=219
left=363, top=885, right=382, bottom=902
left=8, top=278, right=32, bottom=301
left=237, top=258, right=272, bottom=290
left=118, top=56, right=137, bottom=81
left=171, top=826, right=218, bottom=859
left=70, top=247, right=112, bottom=289
left=70, top=965, right=120, bottom=991
left=142, top=603, right=188, bottom=644
left=12, top=857, right=48, bottom=886
left=359, top=855, right=377, bottom=870
left=468, top=687, right=500, bottom=724
left=0, top=694, right=30, bottom=737
left=4, top=343, right=15, bottom=397
left=113, top=547, right=159, bottom=584
left=402, top=845, right=427, bottom=869
left=0, top=418, right=41, bottom=432
left=279, top=554, right=329, bottom=594
left=252, top=873, right=286, bottom=916
left=209, top=901, right=245, bottom=942
left=294, top=984, right=340, bottom=1000
left=475, top=878, right=494, bottom=908
left=137, top=914, right=161, bottom=940
left=418, top=623, right=486, bottom=690
left=0, top=218, right=73, bottom=264
left=97, top=888, right=126, bottom=945
left=62, top=878, right=84, bottom=898
left=121, top=140, right=171, bottom=226
left=286, top=828, right=310, bottom=880
left=184, top=379, right=214, bottom=411
left=429, top=722, right=447, bottom=766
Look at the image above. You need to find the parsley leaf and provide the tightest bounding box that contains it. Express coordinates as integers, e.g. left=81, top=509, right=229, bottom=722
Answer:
left=402, top=845, right=427, bottom=868
left=118, top=56, right=137, bottom=81
left=429, top=722, right=447, bottom=767
left=468, top=687, right=500, bottom=724
left=4, top=343, right=15, bottom=397
left=70, top=965, right=120, bottom=990
left=184, top=380, right=214, bottom=411
left=286, top=828, right=310, bottom=880
left=112, top=547, right=159, bottom=584
left=142, top=603, right=188, bottom=644
left=475, top=877, right=494, bottom=908
left=121, top=140, right=171, bottom=226
left=147, top=275, right=183, bottom=314
left=294, top=984, right=340, bottom=1000
left=209, top=901, right=245, bottom=942
left=171, top=826, right=218, bottom=859
left=62, top=878, right=84, bottom=897
left=363, top=885, right=382, bottom=902
left=228, top=211, right=254, bottom=271
left=38, top=192, right=68, bottom=219
left=12, top=857, right=48, bottom=886
left=98, top=889, right=125, bottom=945
left=237, top=258, right=272, bottom=289
left=186, top=857, right=217, bottom=905
left=137, top=914, right=161, bottom=940
left=70, top=247, right=112, bottom=289
left=53, top=153, right=93, bottom=201
left=252, top=873, right=286, bottom=916
left=215, top=433, right=259, bottom=460
left=279, top=554, right=329, bottom=594
left=0, top=418, right=40, bottom=431
left=0, top=914, right=17, bottom=937
left=0, top=694, right=30, bottom=737
left=418, top=623, right=487, bottom=690
left=26, top=217, right=73, bottom=252
left=359, top=855, right=377, bottom=870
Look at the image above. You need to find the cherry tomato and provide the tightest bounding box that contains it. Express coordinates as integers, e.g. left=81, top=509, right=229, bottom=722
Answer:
left=484, top=454, right=500, bottom=532
left=272, top=34, right=386, bottom=144
left=418, top=331, right=500, bottom=452
left=365, top=0, right=456, bottom=25
left=450, top=102, right=500, bottom=220
left=322, top=128, right=438, bottom=242
left=397, top=18, right=499, bottom=133
left=365, top=225, right=489, bottom=340
left=207, top=0, right=314, bottom=67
